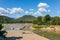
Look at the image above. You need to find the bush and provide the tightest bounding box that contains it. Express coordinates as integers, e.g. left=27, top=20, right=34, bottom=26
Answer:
left=0, top=24, right=6, bottom=37
left=50, top=25, right=54, bottom=28
left=32, top=25, right=43, bottom=30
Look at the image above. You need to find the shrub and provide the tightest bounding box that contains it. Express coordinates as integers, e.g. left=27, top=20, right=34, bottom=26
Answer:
left=32, top=26, right=43, bottom=30
left=0, top=24, right=6, bottom=37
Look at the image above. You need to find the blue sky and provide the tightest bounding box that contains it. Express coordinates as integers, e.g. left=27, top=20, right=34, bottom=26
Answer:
left=0, top=0, right=60, bottom=18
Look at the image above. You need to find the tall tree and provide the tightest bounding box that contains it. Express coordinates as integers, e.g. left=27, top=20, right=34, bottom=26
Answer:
left=44, top=14, right=51, bottom=24
left=51, top=16, right=60, bottom=25
left=37, top=16, right=42, bottom=25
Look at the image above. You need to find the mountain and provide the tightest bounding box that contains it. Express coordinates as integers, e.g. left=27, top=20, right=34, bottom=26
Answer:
left=0, top=15, right=15, bottom=23
left=0, top=15, right=36, bottom=23
left=17, top=15, right=37, bottom=22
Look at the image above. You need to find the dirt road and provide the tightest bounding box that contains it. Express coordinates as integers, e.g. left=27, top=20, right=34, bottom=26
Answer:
left=6, top=30, right=49, bottom=40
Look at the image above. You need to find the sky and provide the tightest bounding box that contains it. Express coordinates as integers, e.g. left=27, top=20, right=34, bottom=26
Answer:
left=0, top=0, right=60, bottom=18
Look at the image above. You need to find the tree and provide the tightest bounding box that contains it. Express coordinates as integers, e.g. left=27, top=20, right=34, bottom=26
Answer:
left=44, top=14, right=51, bottom=25
left=0, top=24, right=6, bottom=37
left=37, top=16, right=42, bottom=25
left=32, top=20, right=38, bottom=24
left=51, top=16, right=60, bottom=25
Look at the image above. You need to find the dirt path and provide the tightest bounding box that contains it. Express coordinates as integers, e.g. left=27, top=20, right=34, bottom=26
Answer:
left=22, top=33, right=49, bottom=40
left=6, top=30, right=50, bottom=40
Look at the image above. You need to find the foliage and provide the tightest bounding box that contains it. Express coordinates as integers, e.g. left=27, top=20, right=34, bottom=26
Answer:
left=0, top=24, right=3, bottom=30
left=50, top=25, right=54, bottom=28
left=32, top=25, right=43, bottom=30
left=51, top=16, right=60, bottom=25
left=33, top=30, right=60, bottom=40
left=37, top=16, right=42, bottom=25
left=0, top=24, right=6, bottom=37
left=44, top=14, right=51, bottom=22
left=1, top=14, right=60, bottom=25
left=32, top=14, right=60, bottom=25
left=17, top=15, right=36, bottom=22
left=32, top=20, right=38, bottom=24
left=0, top=15, right=36, bottom=23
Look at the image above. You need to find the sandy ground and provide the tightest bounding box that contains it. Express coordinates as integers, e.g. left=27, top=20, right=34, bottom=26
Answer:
left=22, top=33, right=49, bottom=40
left=31, top=25, right=60, bottom=34
left=40, top=26, right=60, bottom=34
left=6, top=30, right=49, bottom=40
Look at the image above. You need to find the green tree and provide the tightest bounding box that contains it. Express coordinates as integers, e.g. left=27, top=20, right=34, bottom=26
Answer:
left=0, top=24, right=6, bottom=37
left=44, top=14, right=51, bottom=25
left=37, top=16, right=42, bottom=25
left=32, top=20, right=38, bottom=24
left=51, top=16, right=60, bottom=25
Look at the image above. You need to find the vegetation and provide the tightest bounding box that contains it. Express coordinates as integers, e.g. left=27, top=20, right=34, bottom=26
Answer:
left=0, top=14, right=60, bottom=40
left=33, top=30, right=60, bottom=40
left=17, top=15, right=36, bottom=23
left=32, top=25, right=43, bottom=30
left=0, top=14, right=60, bottom=25
left=32, top=20, right=38, bottom=24
left=44, top=14, right=51, bottom=23
left=0, top=24, right=6, bottom=37
left=0, top=15, right=15, bottom=23
left=0, top=15, right=36, bottom=23
left=32, top=14, right=60, bottom=25
left=37, top=16, right=42, bottom=25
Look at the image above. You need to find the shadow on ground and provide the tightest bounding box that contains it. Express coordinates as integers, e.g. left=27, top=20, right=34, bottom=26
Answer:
left=0, top=37, right=23, bottom=40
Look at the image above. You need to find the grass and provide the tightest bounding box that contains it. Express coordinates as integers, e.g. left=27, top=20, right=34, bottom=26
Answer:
left=33, top=30, right=60, bottom=40
left=32, top=25, right=48, bottom=28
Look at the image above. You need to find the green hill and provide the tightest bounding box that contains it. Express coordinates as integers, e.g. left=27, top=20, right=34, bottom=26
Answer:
left=16, top=15, right=37, bottom=23
left=0, top=15, right=36, bottom=23
left=0, top=15, right=15, bottom=23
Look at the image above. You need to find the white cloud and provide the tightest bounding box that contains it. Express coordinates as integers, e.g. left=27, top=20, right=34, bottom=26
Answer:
left=33, top=11, right=42, bottom=16
left=34, top=11, right=41, bottom=15
left=38, top=8, right=47, bottom=12
left=34, top=2, right=50, bottom=16
left=0, top=8, right=9, bottom=15
left=0, top=8, right=26, bottom=15
left=25, top=10, right=34, bottom=15
left=0, top=2, right=50, bottom=17
left=8, top=8, right=25, bottom=14
left=38, top=2, right=49, bottom=8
